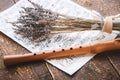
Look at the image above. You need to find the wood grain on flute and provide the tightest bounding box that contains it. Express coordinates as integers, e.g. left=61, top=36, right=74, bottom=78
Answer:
left=4, top=38, right=120, bottom=66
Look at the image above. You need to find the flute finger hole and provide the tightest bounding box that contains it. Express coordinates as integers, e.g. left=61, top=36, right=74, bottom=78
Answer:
left=62, top=49, right=64, bottom=51
left=79, top=46, right=82, bottom=48
left=43, top=52, right=45, bottom=54
left=70, top=47, right=73, bottom=50
left=53, top=50, right=56, bottom=53
left=33, top=53, right=37, bottom=56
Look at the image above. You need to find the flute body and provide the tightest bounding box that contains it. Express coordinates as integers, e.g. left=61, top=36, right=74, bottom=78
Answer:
left=4, top=38, right=120, bottom=66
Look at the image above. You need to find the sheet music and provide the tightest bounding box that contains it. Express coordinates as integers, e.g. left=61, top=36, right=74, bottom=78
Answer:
left=0, top=0, right=118, bottom=75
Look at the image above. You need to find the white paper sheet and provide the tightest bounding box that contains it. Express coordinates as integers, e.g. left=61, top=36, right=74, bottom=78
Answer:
left=0, top=0, right=118, bottom=75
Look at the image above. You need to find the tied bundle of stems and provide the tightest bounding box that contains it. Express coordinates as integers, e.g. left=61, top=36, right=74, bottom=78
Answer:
left=12, top=0, right=120, bottom=42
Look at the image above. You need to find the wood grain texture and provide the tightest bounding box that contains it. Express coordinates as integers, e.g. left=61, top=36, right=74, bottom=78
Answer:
left=73, top=0, right=120, bottom=17
left=48, top=53, right=120, bottom=80
left=0, top=0, right=14, bottom=12
left=0, top=32, right=52, bottom=80
left=107, top=50, right=120, bottom=75
left=0, top=0, right=120, bottom=80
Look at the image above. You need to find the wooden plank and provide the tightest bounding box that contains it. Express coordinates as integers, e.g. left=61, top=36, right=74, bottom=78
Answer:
left=48, top=53, right=120, bottom=80
left=0, top=32, right=52, bottom=80
left=72, top=0, right=120, bottom=17
left=107, top=50, right=120, bottom=75
left=0, top=0, right=14, bottom=12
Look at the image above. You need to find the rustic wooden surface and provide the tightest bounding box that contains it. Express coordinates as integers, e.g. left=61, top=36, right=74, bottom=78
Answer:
left=73, top=0, right=120, bottom=17
left=0, top=0, right=120, bottom=80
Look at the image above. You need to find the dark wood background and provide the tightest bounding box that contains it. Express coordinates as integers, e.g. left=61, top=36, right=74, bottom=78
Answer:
left=0, top=0, right=120, bottom=80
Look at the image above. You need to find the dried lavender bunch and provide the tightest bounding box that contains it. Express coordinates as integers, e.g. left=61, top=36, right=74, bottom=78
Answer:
left=13, top=0, right=120, bottom=42
left=13, top=0, right=58, bottom=42
left=13, top=0, right=99, bottom=42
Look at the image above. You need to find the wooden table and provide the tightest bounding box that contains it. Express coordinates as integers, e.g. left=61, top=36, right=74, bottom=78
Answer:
left=0, top=0, right=120, bottom=80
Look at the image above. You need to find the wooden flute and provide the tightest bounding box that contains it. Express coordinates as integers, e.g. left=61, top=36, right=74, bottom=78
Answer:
left=3, top=38, right=120, bottom=66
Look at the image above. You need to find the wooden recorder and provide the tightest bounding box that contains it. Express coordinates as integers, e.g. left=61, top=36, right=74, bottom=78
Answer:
left=3, top=38, right=120, bottom=66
